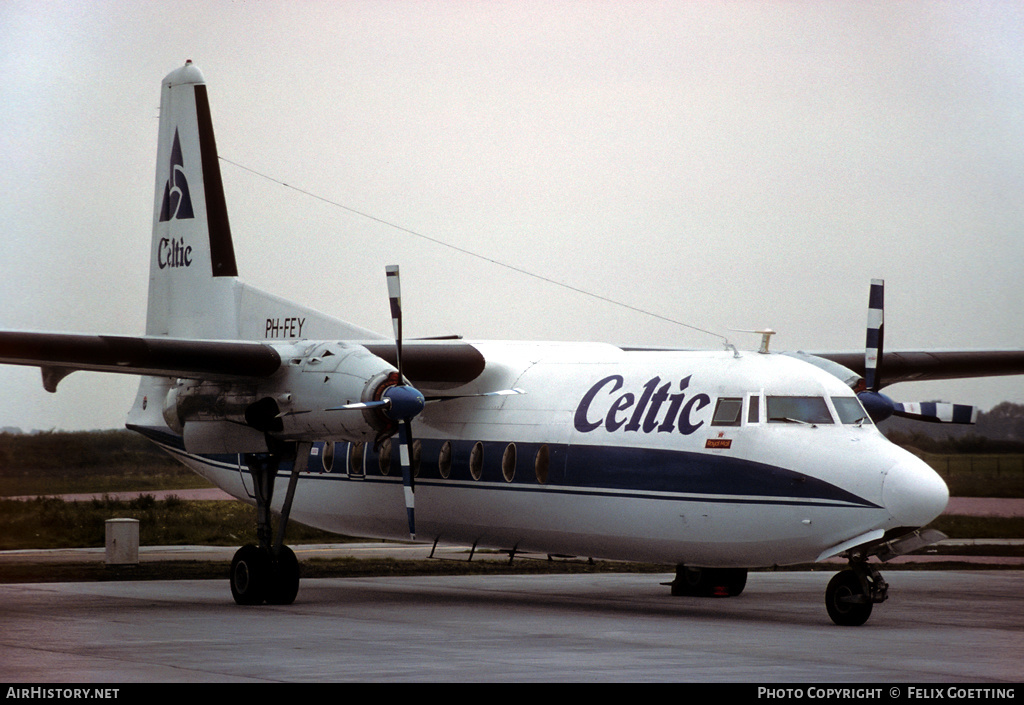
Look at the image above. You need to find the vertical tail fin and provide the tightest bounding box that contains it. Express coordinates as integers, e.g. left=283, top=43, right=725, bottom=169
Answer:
left=147, top=61, right=238, bottom=338
left=145, top=61, right=383, bottom=345
left=128, top=63, right=390, bottom=430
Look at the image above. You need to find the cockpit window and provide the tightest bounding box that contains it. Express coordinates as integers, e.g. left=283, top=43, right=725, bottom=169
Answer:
left=832, top=396, right=872, bottom=425
left=766, top=396, right=834, bottom=425
left=711, top=397, right=743, bottom=426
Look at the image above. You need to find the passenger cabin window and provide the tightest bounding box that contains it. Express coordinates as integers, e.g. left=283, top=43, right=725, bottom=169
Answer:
left=535, top=445, right=550, bottom=484
left=469, top=441, right=484, bottom=481
left=766, top=396, right=833, bottom=425
left=411, top=439, right=422, bottom=477
left=832, top=396, right=872, bottom=425
left=348, top=442, right=365, bottom=476
left=378, top=438, right=391, bottom=475
left=711, top=398, right=743, bottom=426
left=438, top=441, right=452, bottom=479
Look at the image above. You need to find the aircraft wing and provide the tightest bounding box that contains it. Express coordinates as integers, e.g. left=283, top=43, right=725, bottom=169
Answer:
left=0, top=331, right=486, bottom=392
left=812, top=349, right=1024, bottom=387
left=0, top=331, right=282, bottom=391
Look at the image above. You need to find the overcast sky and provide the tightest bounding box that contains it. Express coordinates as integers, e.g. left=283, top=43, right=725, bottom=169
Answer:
left=1, top=1, right=1022, bottom=432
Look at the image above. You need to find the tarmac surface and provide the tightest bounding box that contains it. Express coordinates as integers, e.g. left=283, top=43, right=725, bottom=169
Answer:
left=1, top=570, right=1022, bottom=683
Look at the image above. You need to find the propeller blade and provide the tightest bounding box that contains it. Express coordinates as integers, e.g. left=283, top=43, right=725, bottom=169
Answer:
left=425, top=388, right=526, bottom=403
left=327, top=399, right=391, bottom=412
left=397, top=418, right=416, bottom=539
left=864, top=278, right=884, bottom=392
left=855, top=279, right=979, bottom=425
left=386, top=264, right=405, bottom=383
left=893, top=401, right=979, bottom=424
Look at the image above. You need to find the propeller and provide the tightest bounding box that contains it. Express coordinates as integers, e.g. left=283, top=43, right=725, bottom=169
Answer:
left=330, top=265, right=524, bottom=540
left=384, top=264, right=420, bottom=539
left=856, top=279, right=979, bottom=425
left=331, top=266, right=422, bottom=537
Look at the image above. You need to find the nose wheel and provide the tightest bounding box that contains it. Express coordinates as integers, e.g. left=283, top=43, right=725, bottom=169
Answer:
left=825, top=560, right=888, bottom=626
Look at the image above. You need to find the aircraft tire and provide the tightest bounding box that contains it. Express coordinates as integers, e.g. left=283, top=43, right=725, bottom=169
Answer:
left=266, top=545, right=300, bottom=605
left=825, top=569, right=873, bottom=627
left=230, top=544, right=271, bottom=605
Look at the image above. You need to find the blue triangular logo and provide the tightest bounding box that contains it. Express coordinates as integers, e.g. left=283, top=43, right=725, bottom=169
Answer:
left=159, top=129, right=194, bottom=222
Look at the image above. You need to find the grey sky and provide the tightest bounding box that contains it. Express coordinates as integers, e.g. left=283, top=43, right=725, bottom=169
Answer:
left=1, top=1, right=1022, bottom=432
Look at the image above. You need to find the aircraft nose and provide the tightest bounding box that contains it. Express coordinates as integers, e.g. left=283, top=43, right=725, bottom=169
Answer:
left=882, top=455, right=949, bottom=527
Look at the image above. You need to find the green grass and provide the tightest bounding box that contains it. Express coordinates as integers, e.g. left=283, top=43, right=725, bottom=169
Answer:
left=0, top=497, right=351, bottom=551
left=928, top=514, right=1024, bottom=540
left=921, top=453, right=1024, bottom=498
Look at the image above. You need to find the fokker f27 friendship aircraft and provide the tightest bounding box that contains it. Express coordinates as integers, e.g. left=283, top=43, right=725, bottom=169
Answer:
left=3, top=62, right=1024, bottom=626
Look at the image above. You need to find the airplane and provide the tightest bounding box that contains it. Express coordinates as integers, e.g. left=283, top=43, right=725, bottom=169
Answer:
left=3, top=61, right=1024, bottom=626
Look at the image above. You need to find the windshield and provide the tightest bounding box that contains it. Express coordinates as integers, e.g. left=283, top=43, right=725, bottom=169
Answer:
left=832, top=396, right=871, bottom=424
left=766, top=396, right=834, bottom=425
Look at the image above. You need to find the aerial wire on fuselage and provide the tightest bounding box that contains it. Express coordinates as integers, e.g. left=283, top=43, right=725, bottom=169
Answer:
left=219, top=157, right=729, bottom=346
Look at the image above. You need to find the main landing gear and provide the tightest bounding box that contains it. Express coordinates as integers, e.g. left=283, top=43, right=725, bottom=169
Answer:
left=667, top=565, right=748, bottom=597
left=825, top=558, right=888, bottom=627
left=230, top=441, right=310, bottom=606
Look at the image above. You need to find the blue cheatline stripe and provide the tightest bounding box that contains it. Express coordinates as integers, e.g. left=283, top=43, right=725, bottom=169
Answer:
left=127, top=425, right=878, bottom=509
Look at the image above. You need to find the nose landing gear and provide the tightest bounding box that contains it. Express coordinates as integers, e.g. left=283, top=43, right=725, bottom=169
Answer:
left=826, top=559, right=888, bottom=627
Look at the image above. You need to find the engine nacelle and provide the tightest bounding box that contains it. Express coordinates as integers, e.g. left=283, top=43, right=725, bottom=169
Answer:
left=163, top=341, right=401, bottom=453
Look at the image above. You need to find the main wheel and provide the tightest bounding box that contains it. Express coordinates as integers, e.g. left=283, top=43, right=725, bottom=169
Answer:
left=230, top=544, right=271, bottom=605
left=266, top=545, right=300, bottom=605
left=826, top=570, right=873, bottom=626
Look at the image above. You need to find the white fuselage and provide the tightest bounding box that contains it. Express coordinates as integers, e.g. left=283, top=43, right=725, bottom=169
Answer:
left=139, top=341, right=949, bottom=569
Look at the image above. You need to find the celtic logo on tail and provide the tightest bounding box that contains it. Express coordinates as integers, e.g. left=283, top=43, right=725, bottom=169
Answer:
left=158, top=129, right=194, bottom=221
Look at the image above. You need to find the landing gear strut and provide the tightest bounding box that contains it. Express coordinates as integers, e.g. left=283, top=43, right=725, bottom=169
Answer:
left=825, top=558, right=888, bottom=627
left=230, top=441, right=309, bottom=605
